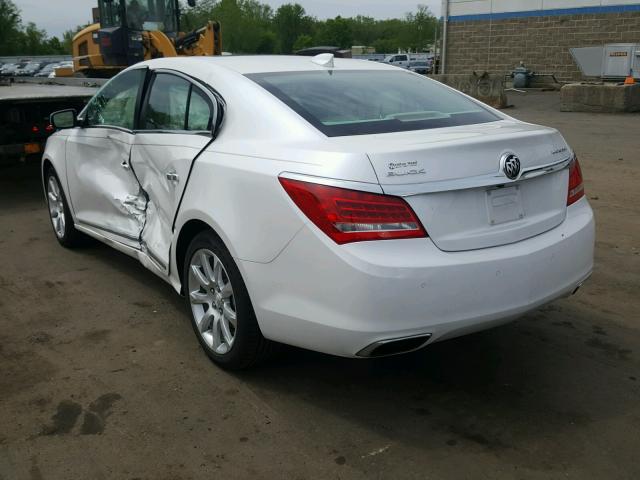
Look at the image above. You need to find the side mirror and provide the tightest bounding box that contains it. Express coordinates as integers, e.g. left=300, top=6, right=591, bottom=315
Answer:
left=187, top=0, right=196, bottom=6
left=50, top=109, right=77, bottom=130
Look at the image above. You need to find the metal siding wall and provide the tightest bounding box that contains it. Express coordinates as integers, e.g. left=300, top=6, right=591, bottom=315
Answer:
left=448, top=0, right=640, bottom=17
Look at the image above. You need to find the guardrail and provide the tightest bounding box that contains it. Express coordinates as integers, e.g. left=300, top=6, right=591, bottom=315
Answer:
left=6, top=76, right=107, bottom=88
left=0, top=55, right=72, bottom=63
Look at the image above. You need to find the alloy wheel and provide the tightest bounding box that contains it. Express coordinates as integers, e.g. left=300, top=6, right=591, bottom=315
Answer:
left=47, top=175, right=66, bottom=238
left=188, top=249, right=237, bottom=354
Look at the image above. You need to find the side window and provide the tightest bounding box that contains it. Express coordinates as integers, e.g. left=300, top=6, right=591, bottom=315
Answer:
left=143, top=73, right=190, bottom=130
left=398, top=55, right=408, bottom=62
left=187, top=87, right=212, bottom=131
left=85, top=69, right=145, bottom=129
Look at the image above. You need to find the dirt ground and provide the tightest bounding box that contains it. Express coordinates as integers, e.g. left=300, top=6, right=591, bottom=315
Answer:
left=1, top=91, right=639, bottom=480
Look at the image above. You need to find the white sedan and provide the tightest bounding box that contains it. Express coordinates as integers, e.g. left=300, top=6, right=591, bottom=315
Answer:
left=43, top=55, right=594, bottom=369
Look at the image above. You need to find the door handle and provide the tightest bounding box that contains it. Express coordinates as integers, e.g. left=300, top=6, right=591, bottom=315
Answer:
left=166, top=172, right=179, bottom=182
left=121, top=161, right=130, bottom=170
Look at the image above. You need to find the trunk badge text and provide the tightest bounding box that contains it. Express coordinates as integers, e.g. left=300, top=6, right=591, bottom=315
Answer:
left=387, top=161, right=426, bottom=177
left=500, top=153, right=521, bottom=180
left=551, top=146, right=568, bottom=156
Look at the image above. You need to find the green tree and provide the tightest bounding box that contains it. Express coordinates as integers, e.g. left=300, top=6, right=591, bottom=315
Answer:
left=403, top=5, right=437, bottom=52
left=315, top=16, right=352, bottom=49
left=273, top=3, right=312, bottom=53
left=178, top=2, right=437, bottom=55
left=182, top=0, right=276, bottom=53
left=372, top=38, right=399, bottom=55
left=350, top=15, right=376, bottom=46
left=292, top=34, right=313, bottom=52
left=256, top=30, right=277, bottom=53
left=0, top=0, right=23, bottom=55
left=21, top=22, right=51, bottom=54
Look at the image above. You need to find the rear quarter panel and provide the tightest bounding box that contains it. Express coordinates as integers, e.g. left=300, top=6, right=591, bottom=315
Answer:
left=173, top=150, right=305, bottom=264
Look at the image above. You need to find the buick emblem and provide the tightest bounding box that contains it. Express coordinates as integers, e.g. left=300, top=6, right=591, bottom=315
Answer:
left=501, top=153, right=521, bottom=180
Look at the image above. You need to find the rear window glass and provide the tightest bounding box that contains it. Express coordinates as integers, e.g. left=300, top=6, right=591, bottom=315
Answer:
left=246, top=70, right=499, bottom=137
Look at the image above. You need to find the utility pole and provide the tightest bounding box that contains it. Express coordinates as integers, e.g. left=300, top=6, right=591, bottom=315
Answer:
left=442, top=0, right=449, bottom=74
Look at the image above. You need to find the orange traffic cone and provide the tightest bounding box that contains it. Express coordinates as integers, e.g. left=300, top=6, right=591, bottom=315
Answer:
left=624, top=69, right=635, bottom=85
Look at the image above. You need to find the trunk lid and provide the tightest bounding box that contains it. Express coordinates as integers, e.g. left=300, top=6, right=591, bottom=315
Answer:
left=333, top=120, right=572, bottom=251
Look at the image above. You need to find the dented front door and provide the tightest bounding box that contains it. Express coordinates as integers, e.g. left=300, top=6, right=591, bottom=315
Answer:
left=65, top=68, right=148, bottom=248
left=66, top=128, right=144, bottom=247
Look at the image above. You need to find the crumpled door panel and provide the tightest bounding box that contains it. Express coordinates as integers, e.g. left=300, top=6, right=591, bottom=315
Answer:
left=131, top=133, right=211, bottom=271
left=66, top=129, right=145, bottom=245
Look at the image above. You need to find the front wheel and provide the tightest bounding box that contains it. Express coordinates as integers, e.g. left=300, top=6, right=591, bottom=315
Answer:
left=45, top=169, right=86, bottom=248
left=184, top=230, right=275, bottom=370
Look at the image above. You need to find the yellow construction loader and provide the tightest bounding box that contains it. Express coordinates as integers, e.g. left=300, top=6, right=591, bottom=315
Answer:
left=71, top=0, right=221, bottom=78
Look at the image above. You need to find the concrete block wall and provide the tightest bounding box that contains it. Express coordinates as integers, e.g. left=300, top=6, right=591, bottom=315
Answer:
left=444, top=8, right=640, bottom=81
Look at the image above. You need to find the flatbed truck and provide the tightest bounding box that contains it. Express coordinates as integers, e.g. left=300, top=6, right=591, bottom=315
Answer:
left=0, top=78, right=101, bottom=165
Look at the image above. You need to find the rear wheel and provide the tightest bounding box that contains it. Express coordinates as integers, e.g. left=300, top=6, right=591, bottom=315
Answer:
left=45, top=169, right=86, bottom=248
left=184, top=230, right=274, bottom=370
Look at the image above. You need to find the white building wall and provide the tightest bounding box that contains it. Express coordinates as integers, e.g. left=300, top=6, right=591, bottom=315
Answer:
left=444, top=0, right=640, bottom=17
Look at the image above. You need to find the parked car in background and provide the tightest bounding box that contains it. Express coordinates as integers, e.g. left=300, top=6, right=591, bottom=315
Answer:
left=43, top=55, right=594, bottom=370
left=15, top=62, right=37, bottom=76
left=383, top=54, right=410, bottom=69
left=409, top=60, right=430, bottom=74
left=35, top=63, right=60, bottom=78
left=1, top=63, right=25, bottom=77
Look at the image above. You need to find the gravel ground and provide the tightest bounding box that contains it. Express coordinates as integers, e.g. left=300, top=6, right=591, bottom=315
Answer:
left=0, top=91, right=639, bottom=480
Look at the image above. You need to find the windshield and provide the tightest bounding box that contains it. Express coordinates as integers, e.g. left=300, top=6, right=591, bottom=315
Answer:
left=99, top=0, right=122, bottom=28
left=246, top=70, right=499, bottom=137
left=125, top=0, right=178, bottom=33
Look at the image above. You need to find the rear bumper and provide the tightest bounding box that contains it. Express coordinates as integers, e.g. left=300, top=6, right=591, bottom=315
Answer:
left=0, top=142, right=43, bottom=163
left=240, top=197, right=595, bottom=358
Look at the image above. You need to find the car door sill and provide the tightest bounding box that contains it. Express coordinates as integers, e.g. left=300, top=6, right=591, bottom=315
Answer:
left=76, top=223, right=172, bottom=284
left=142, top=245, right=169, bottom=272
left=77, top=220, right=140, bottom=242
left=75, top=223, right=142, bottom=259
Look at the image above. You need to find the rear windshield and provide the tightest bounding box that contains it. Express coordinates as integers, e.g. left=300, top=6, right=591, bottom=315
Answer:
left=246, top=70, right=499, bottom=137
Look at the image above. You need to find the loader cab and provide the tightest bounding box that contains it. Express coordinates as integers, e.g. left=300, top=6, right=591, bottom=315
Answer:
left=97, top=0, right=184, bottom=66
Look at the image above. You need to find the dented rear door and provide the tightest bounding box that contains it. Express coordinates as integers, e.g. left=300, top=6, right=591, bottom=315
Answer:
left=131, top=71, right=215, bottom=272
left=132, top=134, right=210, bottom=270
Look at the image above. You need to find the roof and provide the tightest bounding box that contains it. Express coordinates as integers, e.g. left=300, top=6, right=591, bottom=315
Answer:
left=142, top=55, right=397, bottom=75
left=0, top=84, right=97, bottom=102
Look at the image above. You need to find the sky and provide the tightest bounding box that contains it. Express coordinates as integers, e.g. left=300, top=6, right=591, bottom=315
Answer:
left=13, top=0, right=441, bottom=38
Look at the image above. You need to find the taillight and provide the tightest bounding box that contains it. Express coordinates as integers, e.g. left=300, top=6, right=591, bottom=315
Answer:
left=279, top=177, right=427, bottom=244
left=45, top=124, right=54, bottom=133
left=567, top=157, right=585, bottom=206
left=31, top=125, right=39, bottom=133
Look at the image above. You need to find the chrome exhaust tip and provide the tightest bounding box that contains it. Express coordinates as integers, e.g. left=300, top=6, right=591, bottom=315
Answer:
left=356, top=333, right=432, bottom=358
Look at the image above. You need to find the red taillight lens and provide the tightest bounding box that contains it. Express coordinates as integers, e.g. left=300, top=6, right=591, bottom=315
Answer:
left=31, top=125, right=39, bottom=133
left=279, top=177, right=427, bottom=244
left=45, top=124, right=54, bottom=133
left=567, top=157, right=585, bottom=206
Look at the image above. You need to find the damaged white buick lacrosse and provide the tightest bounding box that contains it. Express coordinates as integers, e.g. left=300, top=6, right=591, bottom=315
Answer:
left=43, top=55, right=594, bottom=369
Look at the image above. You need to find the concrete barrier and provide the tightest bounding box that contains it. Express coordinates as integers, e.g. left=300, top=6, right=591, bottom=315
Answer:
left=429, top=72, right=507, bottom=109
left=560, top=83, right=640, bottom=113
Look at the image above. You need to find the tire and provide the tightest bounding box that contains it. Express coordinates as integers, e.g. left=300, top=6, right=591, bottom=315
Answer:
left=44, top=168, right=87, bottom=248
left=183, top=230, right=275, bottom=370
